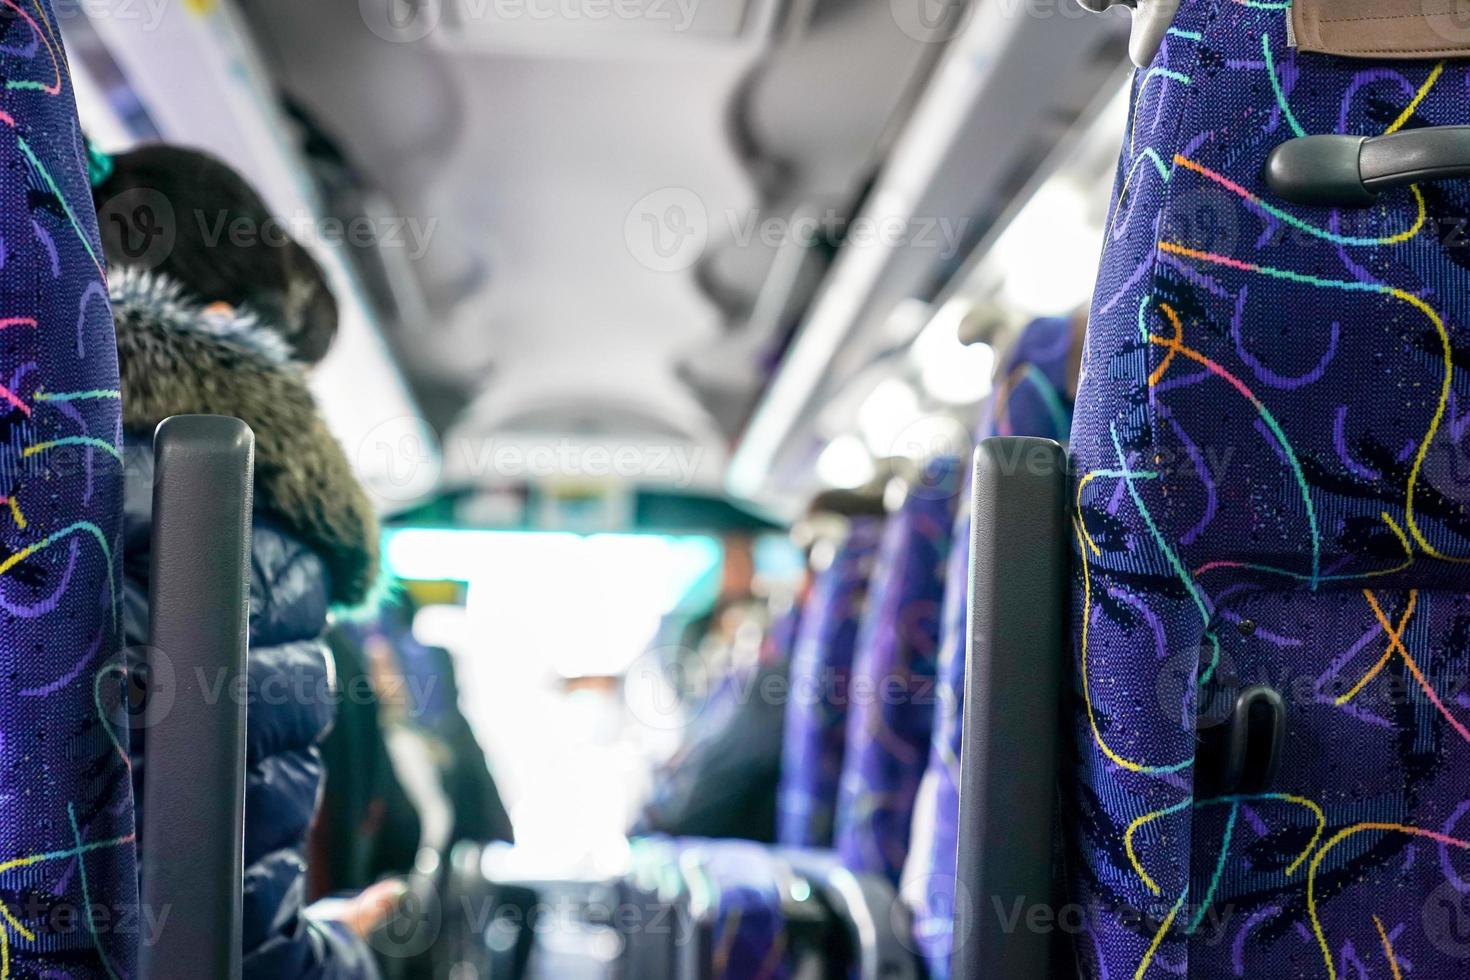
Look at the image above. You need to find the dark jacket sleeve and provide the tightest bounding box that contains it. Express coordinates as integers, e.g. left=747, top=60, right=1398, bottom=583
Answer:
left=243, top=849, right=382, bottom=980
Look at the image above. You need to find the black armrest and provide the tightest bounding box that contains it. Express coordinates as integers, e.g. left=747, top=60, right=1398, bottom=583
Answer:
left=1266, top=127, right=1470, bottom=208
left=953, top=438, right=1069, bottom=980
left=139, top=416, right=254, bottom=980
left=779, top=849, right=920, bottom=980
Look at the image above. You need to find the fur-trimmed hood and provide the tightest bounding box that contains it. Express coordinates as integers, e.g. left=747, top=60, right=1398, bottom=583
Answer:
left=112, top=267, right=378, bottom=606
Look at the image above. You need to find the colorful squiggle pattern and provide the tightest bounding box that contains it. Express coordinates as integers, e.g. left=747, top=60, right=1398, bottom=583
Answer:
left=0, top=2, right=135, bottom=977
left=833, top=455, right=961, bottom=884
left=901, top=315, right=1080, bottom=978
left=1069, top=2, right=1470, bottom=977
left=776, top=517, right=884, bottom=848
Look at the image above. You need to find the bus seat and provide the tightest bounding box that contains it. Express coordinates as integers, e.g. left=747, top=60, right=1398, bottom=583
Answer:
left=904, top=315, right=1081, bottom=978
left=618, top=458, right=960, bottom=980
left=140, top=417, right=253, bottom=980
left=1065, top=3, right=1470, bottom=977
left=777, top=517, right=885, bottom=848
left=835, top=456, right=963, bottom=885
left=627, top=500, right=922, bottom=979
left=688, top=840, right=797, bottom=980
left=644, top=503, right=920, bottom=980
left=0, top=9, right=254, bottom=976
left=0, top=9, right=138, bottom=974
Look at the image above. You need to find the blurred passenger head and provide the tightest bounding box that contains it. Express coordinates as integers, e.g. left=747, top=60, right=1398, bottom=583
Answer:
left=92, top=143, right=338, bottom=364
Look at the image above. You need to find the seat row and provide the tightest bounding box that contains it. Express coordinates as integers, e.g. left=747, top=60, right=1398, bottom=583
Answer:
left=602, top=4, right=1470, bottom=978
left=597, top=312, right=1084, bottom=980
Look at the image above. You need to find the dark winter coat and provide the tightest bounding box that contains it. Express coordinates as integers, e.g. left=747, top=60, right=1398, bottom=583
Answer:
left=113, top=268, right=381, bottom=980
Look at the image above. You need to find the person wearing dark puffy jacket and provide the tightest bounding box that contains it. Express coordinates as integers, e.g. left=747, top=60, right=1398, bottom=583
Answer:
left=95, top=143, right=396, bottom=979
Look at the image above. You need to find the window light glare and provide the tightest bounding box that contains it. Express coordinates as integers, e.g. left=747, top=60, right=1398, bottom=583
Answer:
left=913, top=309, right=996, bottom=405
left=994, top=180, right=1103, bottom=316
left=858, top=378, right=922, bottom=458
left=817, top=434, right=877, bottom=489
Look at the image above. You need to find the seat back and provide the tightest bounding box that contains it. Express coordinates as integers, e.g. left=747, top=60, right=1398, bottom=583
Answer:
left=0, top=6, right=138, bottom=973
left=139, top=417, right=253, bottom=980
left=903, top=316, right=1080, bottom=978
left=776, top=517, right=884, bottom=848
left=833, top=457, right=962, bottom=884
left=1069, top=3, right=1470, bottom=976
left=691, top=840, right=795, bottom=980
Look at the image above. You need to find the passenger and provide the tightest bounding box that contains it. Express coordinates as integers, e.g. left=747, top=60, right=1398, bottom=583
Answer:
left=419, top=641, right=516, bottom=846
left=366, top=594, right=514, bottom=847
left=634, top=535, right=790, bottom=842
left=310, top=625, right=424, bottom=898
left=633, top=606, right=787, bottom=843
left=360, top=626, right=457, bottom=859
left=95, top=144, right=397, bottom=979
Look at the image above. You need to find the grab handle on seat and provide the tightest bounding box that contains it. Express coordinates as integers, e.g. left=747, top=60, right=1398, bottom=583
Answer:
left=778, top=849, right=920, bottom=980
left=1266, top=128, right=1470, bottom=208
left=139, top=416, right=254, bottom=980
left=1075, top=0, right=1180, bottom=67
left=953, top=438, right=1069, bottom=980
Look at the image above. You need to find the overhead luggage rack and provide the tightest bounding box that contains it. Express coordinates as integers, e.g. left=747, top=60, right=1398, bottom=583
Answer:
left=730, top=0, right=1128, bottom=514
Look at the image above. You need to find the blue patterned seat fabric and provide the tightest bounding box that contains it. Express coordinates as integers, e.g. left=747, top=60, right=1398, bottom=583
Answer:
left=903, top=315, right=1080, bottom=978
left=695, top=839, right=794, bottom=980
left=1068, top=3, right=1470, bottom=977
left=776, top=517, right=884, bottom=849
left=0, top=1, right=136, bottom=975
left=691, top=463, right=960, bottom=973
left=834, top=456, right=963, bottom=885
